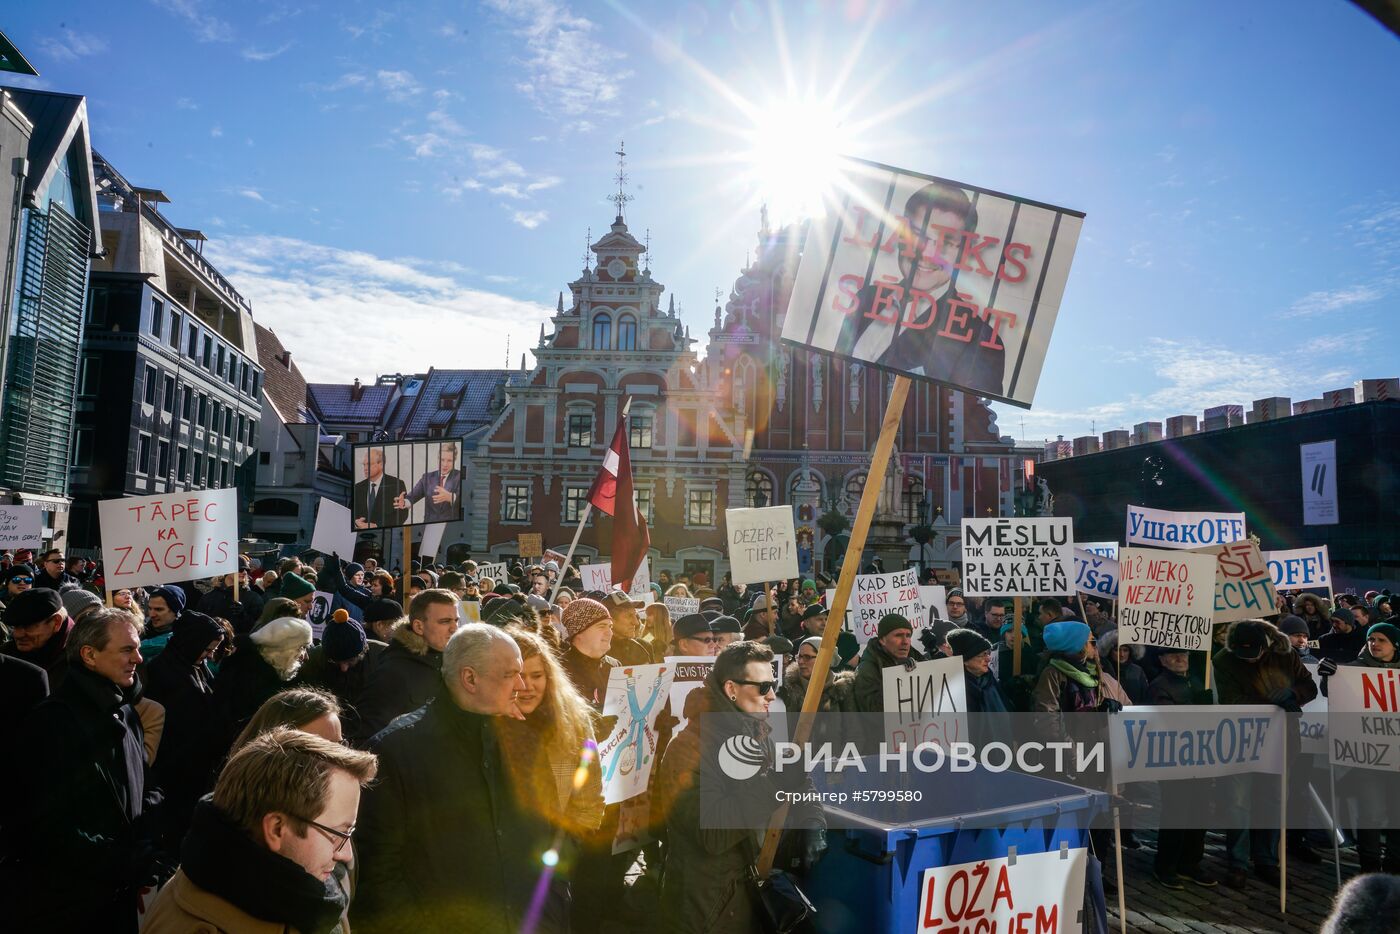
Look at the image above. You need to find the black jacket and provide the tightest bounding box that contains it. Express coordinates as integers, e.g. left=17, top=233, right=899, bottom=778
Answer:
left=298, top=639, right=388, bottom=746
left=7, top=665, right=165, bottom=933
left=1147, top=668, right=1210, bottom=707
left=1, top=617, right=73, bottom=690
left=30, top=568, right=75, bottom=592
left=1318, top=626, right=1367, bottom=665
left=352, top=698, right=562, bottom=933
left=199, top=583, right=262, bottom=635
left=560, top=646, right=619, bottom=712
left=0, top=653, right=47, bottom=749
left=356, top=623, right=443, bottom=740
left=853, top=640, right=927, bottom=712
left=213, top=635, right=291, bottom=742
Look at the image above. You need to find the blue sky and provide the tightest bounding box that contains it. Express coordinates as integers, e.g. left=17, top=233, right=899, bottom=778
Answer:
left=5, top=0, right=1398, bottom=444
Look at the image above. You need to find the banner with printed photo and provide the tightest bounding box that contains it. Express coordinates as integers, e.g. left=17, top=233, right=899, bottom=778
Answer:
left=306, top=591, right=334, bottom=640
left=1110, top=705, right=1286, bottom=783
left=724, top=506, right=798, bottom=584
left=1126, top=505, right=1246, bottom=550
left=1263, top=545, right=1331, bottom=591
left=1072, top=548, right=1119, bottom=599
left=1117, top=547, right=1217, bottom=651
left=778, top=158, right=1084, bottom=407
left=961, top=518, right=1073, bottom=596
left=1328, top=666, right=1400, bottom=773
left=916, top=848, right=1087, bottom=934
left=1300, top=440, right=1339, bottom=526
left=349, top=438, right=465, bottom=530
left=99, top=488, right=239, bottom=591
left=1190, top=540, right=1279, bottom=625
left=882, top=655, right=967, bottom=752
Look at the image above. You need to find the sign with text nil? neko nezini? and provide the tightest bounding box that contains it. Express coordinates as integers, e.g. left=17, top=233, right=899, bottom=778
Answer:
left=99, top=488, right=239, bottom=591
left=961, top=518, right=1073, bottom=597
left=0, top=504, right=42, bottom=550
left=1117, top=546, right=1217, bottom=651
left=1125, top=504, right=1246, bottom=550
left=778, top=158, right=1084, bottom=408
left=723, top=506, right=798, bottom=585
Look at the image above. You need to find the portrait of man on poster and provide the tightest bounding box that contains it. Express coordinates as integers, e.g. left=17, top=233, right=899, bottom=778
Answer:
left=353, top=447, right=409, bottom=529
left=394, top=442, right=465, bottom=524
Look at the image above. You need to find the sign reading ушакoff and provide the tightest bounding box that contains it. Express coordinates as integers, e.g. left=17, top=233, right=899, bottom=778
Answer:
left=1125, top=505, right=1245, bottom=550
left=961, top=518, right=1073, bottom=596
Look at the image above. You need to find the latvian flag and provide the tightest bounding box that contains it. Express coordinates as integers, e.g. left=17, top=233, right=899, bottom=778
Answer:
left=587, top=406, right=650, bottom=590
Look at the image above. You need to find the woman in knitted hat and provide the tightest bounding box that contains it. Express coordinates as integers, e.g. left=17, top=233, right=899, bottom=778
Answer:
left=299, top=609, right=386, bottom=747
left=214, top=616, right=313, bottom=741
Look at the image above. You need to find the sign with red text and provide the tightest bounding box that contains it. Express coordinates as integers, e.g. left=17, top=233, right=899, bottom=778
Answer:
left=1190, top=540, right=1279, bottom=625
left=779, top=158, right=1084, bottom=407
left=1118, top=546, right=1216, bottom=651
left=99, top=488, right=239, bottom=590
left=1263, top=545, right=1331, bottom=591
left=917, top=847, right=1087, bottom=933
left=826, top=568, right=929, bottom=646
left=882, top=655, right=966, bottom=752
left=961, top=518, right=1074, bottom=596
left=1327, top=666, right=1400, bottom=773
left=724, top=506, right=798, bottom=584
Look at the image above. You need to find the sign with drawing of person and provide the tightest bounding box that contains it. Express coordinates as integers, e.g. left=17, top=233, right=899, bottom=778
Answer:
left=780, top=157, right=1084, bottom=407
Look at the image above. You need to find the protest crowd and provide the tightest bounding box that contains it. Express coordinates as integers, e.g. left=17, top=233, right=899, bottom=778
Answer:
left=0, top=534, right=1396, bottom=933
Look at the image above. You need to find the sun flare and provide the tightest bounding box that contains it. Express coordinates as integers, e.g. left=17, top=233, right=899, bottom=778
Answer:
left=741, top=97, right=856, bottom=224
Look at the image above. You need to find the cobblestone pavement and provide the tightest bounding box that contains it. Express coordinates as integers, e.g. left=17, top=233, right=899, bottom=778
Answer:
left=1108, top=833, right=1363, bottom=933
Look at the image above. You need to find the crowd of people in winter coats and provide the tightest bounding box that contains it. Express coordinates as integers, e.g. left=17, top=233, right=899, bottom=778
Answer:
left=0, top=544, right=1396, bottom=932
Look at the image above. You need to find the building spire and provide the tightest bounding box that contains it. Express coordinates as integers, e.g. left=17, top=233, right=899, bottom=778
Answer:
left=760, top=202, right=771, bottom=240
left=643, top=227, right=651, bottom=273
left=556, top=291, right=564, bottom=313
left=611, top=140, right=632, bottom=221
left=668, top=294, right=675, bottom=315
left=582, top=227, right=592, bottom=272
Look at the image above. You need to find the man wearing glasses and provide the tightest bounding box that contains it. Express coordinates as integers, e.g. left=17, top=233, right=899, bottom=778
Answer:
left=32, top=549, right=75, bottom=592
left=144, top=727, right=378, bottom=932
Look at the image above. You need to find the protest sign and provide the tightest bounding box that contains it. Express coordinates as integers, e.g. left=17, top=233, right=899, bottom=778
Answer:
left=961, top=518, right=1073, bottom=596
left=664, top=595, right=700, bottom=619
left=1125, top=505, right=1246, bottom=550
left=310, top=498, right=356, bottom=560
left=1110, top=705, right=1285, bottom=783
left=599, top=663, right=675, bottom=804
left=518, top=533, right=542, bottom=558
left=723, top=506, right=798, bottom=584
left=418, top=523, right=446, bottom=559
left=1300, top=664, right=1328, bottom=755
left=916, top=847, right=1087, bottom=934
left=668, top=655, right=784, bottom=734
left=919, top=585, right=949, bottom=623
left=458, top=600, right=481, bottom=624
left=1327, top=666, right=1400, bottom=773
left=0, top=504, right=42, bottom=549
left=99, top=488, right=238, bottom=590
left=1263, top=545, right=1331, bottom=591
left=1080, top=541, right=1118, bottom=561
left=582, top=557, right=651, bottom=598
left=1072, top=548, right=1119, bottom=599
left=613, top=791, right=655, bottom=855
left=882, top=655, right=967, bottom=752
left=779, top=158, right=1084, bottom=408
left=306, top=592, right=334, bottom=640
left=826, top=568, right=928, bottom=646
left=350, top=438, right=465, bottom=530
left=1300, top=440, right=1339, bottom=525
left=1191, top=540, right=1279, bottom=625
left=1117, top=547, right=1216, bottom=650
left=476, top=561, right=507, bottom=583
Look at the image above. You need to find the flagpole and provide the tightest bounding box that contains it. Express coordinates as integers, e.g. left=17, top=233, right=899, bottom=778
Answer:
left=549, top=502, right=592, bottom=604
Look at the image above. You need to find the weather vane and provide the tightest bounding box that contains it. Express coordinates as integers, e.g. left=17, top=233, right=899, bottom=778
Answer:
left=612, top=140, right=633, bottom=219
left=582, top=227, right=591, bottom=271
left=643, top=228, right=651, bottom=273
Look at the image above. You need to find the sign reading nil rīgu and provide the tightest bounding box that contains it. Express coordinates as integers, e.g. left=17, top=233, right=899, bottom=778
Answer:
left=1126, top=505, right=1246, bottom=550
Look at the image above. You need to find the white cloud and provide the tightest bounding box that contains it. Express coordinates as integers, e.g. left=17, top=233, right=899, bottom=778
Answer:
left=484, top=0, right=630, bottom=118
left=150, top=0, right=234, bottom=42
left=377, top=69, right=423, bottom=101
left=242, top=42, right=294, bottom=61
left=238, top=188, right=266, bottom=202
left=1283, top=284, right=1383, bottom=318
left=211, top=124, right=224, bottom=138
left=510, top=209, right=548, bottom=229
left=176, top=96, right=199, bottom=110
left=39, top=31, right=107, bottom=61
left=203, top=235, right=552, bottom=382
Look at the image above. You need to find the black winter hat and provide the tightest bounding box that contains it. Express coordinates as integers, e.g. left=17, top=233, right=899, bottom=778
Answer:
left=7, top=588, right=63, bottom=628
left=363, top=598, right=404, bottom=625
left=1228, top=620, right=1271, bottom=660
left=946, top=628, right=993, bottom=661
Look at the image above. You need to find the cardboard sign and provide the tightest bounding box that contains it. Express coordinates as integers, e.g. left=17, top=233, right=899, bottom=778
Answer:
left=306, top=591, right=334, bottom=640
left=1079, top=541, right=1118, bottom=561
left=475, top=561, right=508, bottom=584
left=1191, top=540, right=1279, bottom=625
left=458, top=600, right=481, bottom=624
left=1072, top=548, right=1119, bottom=599
left=599, top=663, right=675, bottom=804
left=1300, top=440, right=1339, bottom=526
left=99, top=488, right=239, bottom=590
left=418, top=523, right=446, bottom=559
left=581, top=557, right=651, bottom=598
left=917, top=848, right=1088, bottom=934
left=0, top=504, right=42, bottom=549
left=826, top=568, right=928, bottom=646
left=310, top=498, right=356, bottom=561
left=1110, top=705, right=1285, bottom=783
left=961, top=518, right=1073, bottom=596
left=825, top=580, right=949, bottom=647
left=724, top=506, right=798, bottom=584
left=1328, top=666, right=1400, bottom=773
left=1125, top=505, right=1246, bottom=550
left=1117, top=547, right=1217, bottom=650
left=780, top=158, right=1084, bottom=408
left=663, top=596, right=700, bottom=619
left=667, top=655, right=784, bottom=734
left=518, top=533, right=543, bottom=558
left=882, top=655, right=967, bottom=752
left=1263, top=545, right=1331, bottom=591
left=1300, top=664, right=1328, bottom=755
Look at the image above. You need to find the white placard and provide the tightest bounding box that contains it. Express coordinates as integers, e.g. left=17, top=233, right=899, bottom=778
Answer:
left=723, top=506, right=798, bottom=584
left=665, top=655, right=785, bottom=735
left=1110, top=705, right=1285, bottom=783
left=310, top=498, right=357, bottom=560
left=475, top=562, right=508, bottom=583
left=1125, top=504, right=1246, bottom=550
left=1190, top=540, right=1279, bottom=625
left=99, top=488, right=239, bottom=590
left=1117, top=546, right=1217, bottom=650
left=306, top=591, right=334, bottom=640
left=1072, top=548, right=1119, bottom=598
left=418, top=523, right=446, bottom=558
left=1079, top=541, right=1118, bottom=561
left=1300, top=664, right=1327, bottom=755
left=826, top=568, right=927, bottom=646
left=599, top=663, right=676, bottom=804
left=0, top=504, right=42, bottom=549
left=1301, top=440, right=1338, bottom=526
left=663, top=596, right=700, bottom=618
left=1263, top=545, right=1331, bottom=592
left=961, top=517, right=1073, bottom=596
left=917, top=848, right=1088, bottom=934
left=581, top=557, right=650, bottom=597
left=881, top=655, right=967, bottom=752
left=1328, top=666, right=1400, bottom=773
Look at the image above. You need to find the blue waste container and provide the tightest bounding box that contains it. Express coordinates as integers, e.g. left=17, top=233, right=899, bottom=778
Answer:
left=804, top=765, right=1107, bottom=933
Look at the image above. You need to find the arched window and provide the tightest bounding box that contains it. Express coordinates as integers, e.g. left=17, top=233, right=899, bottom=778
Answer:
left=592, top=313, right=612, bottom=349
left=746, top=470, right=774, bottom=508
left=843, top=472, right=866, bottom=514
left=617, top=313, right=637, bottom=351
left=904, top=474, right=926, bottom=524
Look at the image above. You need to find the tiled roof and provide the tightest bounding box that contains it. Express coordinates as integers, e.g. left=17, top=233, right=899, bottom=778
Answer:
left=253, top=324, right=310, bottom=431
left=393, top=369, right=511, bottom=439
left=307, top=382, right=395, bottom=424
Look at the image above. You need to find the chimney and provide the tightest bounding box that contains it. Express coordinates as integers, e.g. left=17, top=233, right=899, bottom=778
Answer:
left=278, top=350, right=292, bottom=370
left=350, top=377, right=364, bottom=402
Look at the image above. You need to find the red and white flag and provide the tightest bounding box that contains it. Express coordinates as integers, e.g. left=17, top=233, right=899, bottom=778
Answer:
left=587, top=407, right=650, bottom=590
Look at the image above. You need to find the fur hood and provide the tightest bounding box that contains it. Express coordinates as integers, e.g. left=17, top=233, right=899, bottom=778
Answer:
left=390, top=619, right=430, bottom=656
left=1224, top=619, right=1293, bottom=656
left=1097, top=629, right=1144, bottom=662
left=783, top=662, right=855, bottom=704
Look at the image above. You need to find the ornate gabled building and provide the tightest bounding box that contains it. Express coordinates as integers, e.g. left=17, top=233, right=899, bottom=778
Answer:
left=472, top=203, right=742, bottom=582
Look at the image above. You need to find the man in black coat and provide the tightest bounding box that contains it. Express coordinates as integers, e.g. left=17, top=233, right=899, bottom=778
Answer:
left=1, top=587, right=72, bottom=689
left=199, top=556, right=263, bottom=635
left=352, top=623, right=558, bottom=934
left=0, top=653, right=47, bottom=747
left=8, top=608, right=169, bottom=932
left=353, top=447, right=409, bottom=530
left=31, top=548, right=76, bottom=592
left=355, top=589, right=459, bottom=739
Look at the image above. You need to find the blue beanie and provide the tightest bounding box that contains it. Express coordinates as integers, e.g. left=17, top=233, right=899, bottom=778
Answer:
left=1043, top=620, right=1092, bottom=655
left=151, top=585, right=187, bottom=615
left=321, top=608, right=368, bottom=662
left=346, top=562, right=365, bottom=578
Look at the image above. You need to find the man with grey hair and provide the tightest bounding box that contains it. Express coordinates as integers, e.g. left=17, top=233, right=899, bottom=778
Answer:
left=9, top=608, right=170, bottom=931
left=352, top=624, right=561, bottom=933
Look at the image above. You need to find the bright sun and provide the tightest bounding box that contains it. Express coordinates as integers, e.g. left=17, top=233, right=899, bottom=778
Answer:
left=743, top=97, right=856, bottom=223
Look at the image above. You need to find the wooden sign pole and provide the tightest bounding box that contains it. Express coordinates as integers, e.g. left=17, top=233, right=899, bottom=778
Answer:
left=402, top=526, right=412, bottom=603
left=756, top=374, right=910, bottom=875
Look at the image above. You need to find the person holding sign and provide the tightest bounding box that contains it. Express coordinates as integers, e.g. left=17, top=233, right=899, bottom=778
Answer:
left=853, top=613, right=928, bottom=713
left=352, top=448, right=408, bottom=530
left=393, top=442, right=464, bottom=524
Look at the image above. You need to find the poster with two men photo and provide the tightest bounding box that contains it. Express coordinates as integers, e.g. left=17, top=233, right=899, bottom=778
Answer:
left=780, top=157, right=1084, bottom=407
left=350, top=439, right=466, bottom=530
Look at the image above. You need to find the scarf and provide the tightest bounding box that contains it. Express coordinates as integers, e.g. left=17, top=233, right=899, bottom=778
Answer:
left=1048, top=656, right=1099, bottom=688
left=181, top=798, right=348, bottom=934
